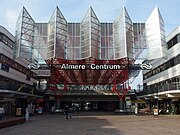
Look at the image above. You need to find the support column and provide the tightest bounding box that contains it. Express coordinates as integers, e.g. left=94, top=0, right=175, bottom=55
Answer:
left=119, top=100, right=125, bottom=110
left=56, top=98, right=61, bottom=109
left=38, top=79, right=41, bottom=90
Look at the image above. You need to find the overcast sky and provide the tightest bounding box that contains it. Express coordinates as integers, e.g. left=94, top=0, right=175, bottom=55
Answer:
left=0, top=0, right=180, bottom=36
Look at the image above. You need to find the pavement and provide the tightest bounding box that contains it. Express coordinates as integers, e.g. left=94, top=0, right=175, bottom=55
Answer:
left=0, top=116, right=26, bottom=128
left=0, top=112, right=180, bottom=135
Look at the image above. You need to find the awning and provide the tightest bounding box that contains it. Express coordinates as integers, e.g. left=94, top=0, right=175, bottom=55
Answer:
left=131, top=99, right=146, bottom=103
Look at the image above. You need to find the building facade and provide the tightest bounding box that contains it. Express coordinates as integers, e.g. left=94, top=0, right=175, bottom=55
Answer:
left=140, top=26, right=180, bottom=114
left=12, top=6, right=168, bottom=112
left=0, top=5, right=171, bottom=112
left=14, top=6, right=166, bottom=62
left=0, top=26, right=42, bottom=115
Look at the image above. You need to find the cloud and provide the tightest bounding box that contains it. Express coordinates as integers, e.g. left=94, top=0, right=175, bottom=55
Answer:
left=5, top=9, right=19, bottom=34
left=6, top=9, right=18, bottom=22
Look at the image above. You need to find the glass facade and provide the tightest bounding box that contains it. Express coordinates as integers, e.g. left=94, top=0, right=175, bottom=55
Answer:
left=81, top=7, right=100, bottom=59
left=100, top=23, right=113, bottom=59
left=14, top=6, right=167, bottom=61
left=90, top=7, right=100, bottom=59
left=14, top=7, right=35, bottom=61
left=34, top=23, right=48, bottom=61
left=67, top=23, right=81, bottom=59
left=113, top=7, right=134, bottom=60
left=133, top=23, right=146, bottom=59
left=48, top=7, right=67, bottom=59
left=125, top=8, right=134, bottom=59
left=145, top=6, right=167, bottom=60
left=81, top=8, right=91, bottom=59
left=48, top=11, right=56, bottom=59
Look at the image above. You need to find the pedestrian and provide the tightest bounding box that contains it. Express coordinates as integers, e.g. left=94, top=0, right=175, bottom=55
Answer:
left=25, top=107, right=29, bottom=122
left=153, top=106, right=158, bottom=117
left=69, top=107, right=72, bottom=118
left=0, top=106, right=5, bottom=120
left=77, top=106, right=79, bottom=114
left=65, top=105, right=69, bottom=120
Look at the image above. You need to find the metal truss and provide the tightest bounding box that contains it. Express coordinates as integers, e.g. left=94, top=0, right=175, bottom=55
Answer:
left=47, top=57, right=135, bottom=100
left=14, top=6, right=166, bottom=101
left=14, top=7, right=35, bottom=61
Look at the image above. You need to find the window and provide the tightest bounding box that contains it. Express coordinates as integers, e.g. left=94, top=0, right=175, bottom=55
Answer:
left=143, top=54, right=180, bottom=80
left=169, top=59, right=174, bottom=67
left=167, top=34, right=180, bottom=49
left=0, top=32, right=14, bottom=48
left=177, top=34, right=180, bottom=43
left=174, top=56, right=179, bottom=65
left=0, top=33, right=3, bottom=41
left=1, top=64, right=9, bottom=72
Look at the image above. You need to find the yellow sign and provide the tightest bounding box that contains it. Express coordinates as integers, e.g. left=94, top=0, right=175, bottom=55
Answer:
left=16, top=108, right=22, bottom=116
left=131, top=100, right=146, bottom=103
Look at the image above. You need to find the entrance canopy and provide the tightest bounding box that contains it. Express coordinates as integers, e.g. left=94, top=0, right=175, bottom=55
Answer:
left=47, top=57, right=134, bottom=85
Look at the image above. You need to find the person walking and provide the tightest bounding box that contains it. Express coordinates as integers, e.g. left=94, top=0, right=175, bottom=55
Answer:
left=77, top=106, right=80, bottom=114
left=65, top=105, right=69, bottom=120
left=0, top=106, right=5, bottom=120
left=69, top=107, right=73, bottom=118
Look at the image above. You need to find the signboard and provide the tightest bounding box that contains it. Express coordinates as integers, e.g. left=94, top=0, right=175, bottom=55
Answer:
left=38, top=107, right=43, bottom=114
left=28, top=63, right=153, bottom=70
left=16, top=108, right=22, bottom=116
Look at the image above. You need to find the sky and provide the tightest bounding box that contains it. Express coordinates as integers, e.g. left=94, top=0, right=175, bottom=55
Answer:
left=0, top=0, right=180, bottom=36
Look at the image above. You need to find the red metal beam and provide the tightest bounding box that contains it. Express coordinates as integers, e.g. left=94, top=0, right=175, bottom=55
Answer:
left=47, top=57, right=135, bottom=99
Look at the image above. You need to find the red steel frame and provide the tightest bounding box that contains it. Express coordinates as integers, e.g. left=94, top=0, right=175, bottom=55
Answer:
left=47, top=57, right=134, bottom=100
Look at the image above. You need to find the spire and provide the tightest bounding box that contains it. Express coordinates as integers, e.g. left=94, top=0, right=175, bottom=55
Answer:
left=81, top=6, right=99, bottom=23
left=81, top=6, right=100, bottom=59
left=146, top=6, right=164, bottom=24
left=145, top=6, right=167, bottom=60
left=14, top=6, right=35, bottom=61
left=113, top=6, right=133, bottom=59
left=48, top=6, right=67, bottom=59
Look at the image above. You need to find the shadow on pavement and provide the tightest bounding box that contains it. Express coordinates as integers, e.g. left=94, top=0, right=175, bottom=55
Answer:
left=0, top=112, right=125, bottom=135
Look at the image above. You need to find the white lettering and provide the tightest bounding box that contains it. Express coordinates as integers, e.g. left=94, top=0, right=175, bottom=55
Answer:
left=61, top=64, right=67, bottom=69
left=90, top=64, right=96, bottom=69
left=61, top=64, right=86, bottom=70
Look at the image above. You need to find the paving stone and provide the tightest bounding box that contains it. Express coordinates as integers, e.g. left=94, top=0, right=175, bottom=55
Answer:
left=0, top=112, right=180, bottom=135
